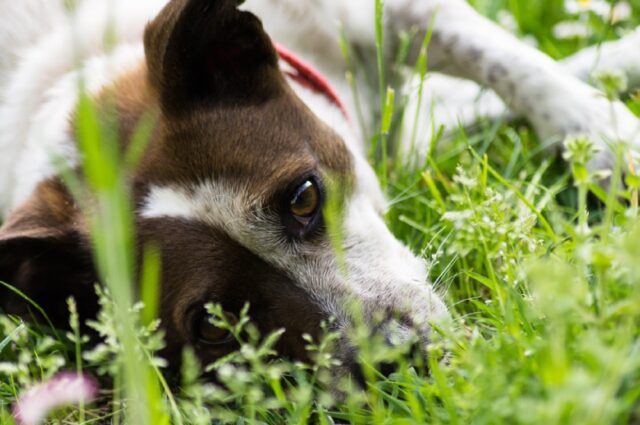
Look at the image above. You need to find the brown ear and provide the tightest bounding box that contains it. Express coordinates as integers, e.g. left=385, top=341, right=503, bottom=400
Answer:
left=0, top=181, right=98, bottom=328
left=144, top=0, right=283, bottom=114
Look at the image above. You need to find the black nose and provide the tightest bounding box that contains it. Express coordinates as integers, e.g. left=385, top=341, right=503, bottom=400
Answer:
left=380, top=359, right=404, bottom=377
left=348, top=360, right=367, bottom=388
left=347, top=340, right=423, bottom=387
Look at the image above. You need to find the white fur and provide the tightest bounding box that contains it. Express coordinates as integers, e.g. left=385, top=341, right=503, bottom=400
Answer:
left=0, top=0, right=66, bottom=88
left=562, top=28, right=640, bottom=89
left=403, top=28, right=640, bottom=155
left=0, top=0, right=168, bottom=215
left=386, top=0, right=640, bottom=165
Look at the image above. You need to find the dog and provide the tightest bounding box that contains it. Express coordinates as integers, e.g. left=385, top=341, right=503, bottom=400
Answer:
left=0, top=0, right=638, bottom=376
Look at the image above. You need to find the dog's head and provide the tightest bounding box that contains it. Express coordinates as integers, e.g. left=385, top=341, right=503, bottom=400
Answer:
left=0, top=0, right=447, bottom=375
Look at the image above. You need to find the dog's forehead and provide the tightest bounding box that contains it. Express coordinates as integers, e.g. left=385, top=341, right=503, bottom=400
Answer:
left=138, top=91, right=354, bottom=195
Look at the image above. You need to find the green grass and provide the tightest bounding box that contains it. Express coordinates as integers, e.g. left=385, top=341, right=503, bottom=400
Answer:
left=2, top=0, right=640, bottom=423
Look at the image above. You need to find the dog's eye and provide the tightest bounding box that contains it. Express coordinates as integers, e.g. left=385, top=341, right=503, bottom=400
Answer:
left=290, top=179, right=320, bottom=224
left=194, top=312, right=236, bottom=346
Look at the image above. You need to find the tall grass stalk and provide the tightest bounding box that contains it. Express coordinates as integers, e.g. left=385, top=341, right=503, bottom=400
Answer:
left=74, top=90, right=168, bottom=425
left=374, top=0, right=391, bottom=191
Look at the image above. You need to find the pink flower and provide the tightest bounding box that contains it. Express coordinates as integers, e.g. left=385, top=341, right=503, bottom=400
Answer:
left=13, top=372, right=98, bottom=425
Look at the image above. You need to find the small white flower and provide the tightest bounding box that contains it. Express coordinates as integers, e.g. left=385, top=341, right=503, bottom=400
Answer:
left=497, top=10, right=518, bottom=33
left=13, top=372, right=98, bottom=425
left=553, top=21, right=591, bottom=39
left=216, top=364, right=235, bottom=379
left=565, top=0, right=611, bottom=16
left=0, top=362, right=23, bottom=375
left=611, top=2, right=632, bottom=22
left=565, top=0, right=632, bottom=22
left=522, top=35, right=540, bottom=48
left=442, top=210, right=473, bottom=222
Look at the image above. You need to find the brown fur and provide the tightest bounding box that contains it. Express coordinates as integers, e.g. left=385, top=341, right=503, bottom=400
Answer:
left=138, top=217, right=327, bottom=366
left=0, top=179, right=97, bottom=326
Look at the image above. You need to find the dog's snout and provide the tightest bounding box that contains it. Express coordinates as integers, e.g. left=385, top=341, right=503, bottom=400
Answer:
left=379, top=316, right=418, bottom=343
left=345, top=338, right=424, bottom=387
left=340, top=318, right=426, bottom=386
left=377, top=338, right=423, bottom=378
left=347, top=359, right=400, bottom=388
left=348, top=359, right=367, bottom=388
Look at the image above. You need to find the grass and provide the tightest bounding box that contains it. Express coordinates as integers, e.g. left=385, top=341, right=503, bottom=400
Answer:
left=2, top=0, right=640, bottom=423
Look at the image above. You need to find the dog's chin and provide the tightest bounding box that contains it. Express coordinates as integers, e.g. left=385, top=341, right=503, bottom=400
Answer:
left=315, top=318, right=430, bottom=390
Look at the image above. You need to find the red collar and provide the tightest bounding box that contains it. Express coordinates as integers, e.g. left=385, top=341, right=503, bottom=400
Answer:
left=274, top=42, right=350, bottom=120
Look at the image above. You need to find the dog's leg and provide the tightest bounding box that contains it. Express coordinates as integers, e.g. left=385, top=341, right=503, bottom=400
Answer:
left=403, top=28, right=640, bottom=156
left=247, top=0, right=640, bottom=169
left=387, top=0, right=640, bottom=170
left=562, top=28, right=640, bottom=90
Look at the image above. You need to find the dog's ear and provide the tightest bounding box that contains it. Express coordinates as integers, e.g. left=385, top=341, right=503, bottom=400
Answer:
left=144, top=0, right=283, bottom=113
left=0, top=180, right=98, bottom=328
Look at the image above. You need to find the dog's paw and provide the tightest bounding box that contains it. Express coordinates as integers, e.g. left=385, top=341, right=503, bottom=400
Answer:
left=538, top=86, right=640, bottom=177
left=548, top=100, right=640, bottom=204
left=588, top=99, right=639, bottom=178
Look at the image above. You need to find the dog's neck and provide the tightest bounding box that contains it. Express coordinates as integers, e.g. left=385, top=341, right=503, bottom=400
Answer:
left=275, top=43, right=350, bottom=120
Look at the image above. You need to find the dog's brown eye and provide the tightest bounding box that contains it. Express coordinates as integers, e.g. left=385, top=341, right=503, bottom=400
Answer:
left=195, top=312, right=236, bottom=346
left=290, top=179, right=320, bottom=223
